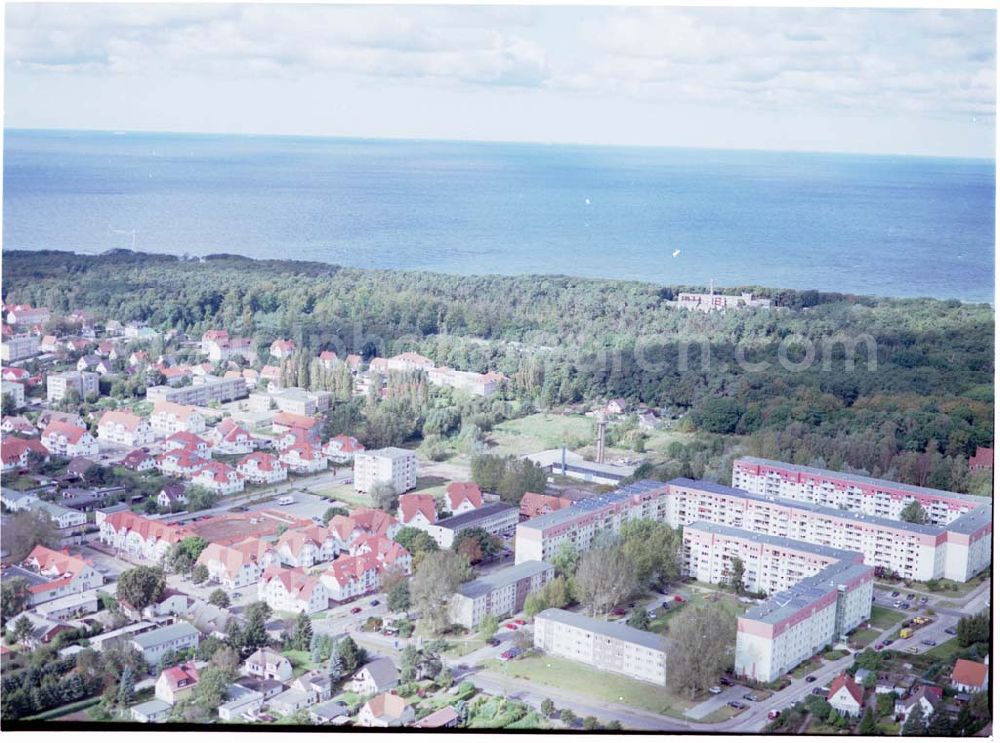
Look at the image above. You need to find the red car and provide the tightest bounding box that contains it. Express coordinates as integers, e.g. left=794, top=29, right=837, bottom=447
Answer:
left=512, top=619, right=526, bottom=626
left=350, top=606, right=363, bottom=614
left=674, top=595, right=685, bottom=603
left=610, top=607, right=627, bottom=616
left=504, top=623, right=519, bottom=630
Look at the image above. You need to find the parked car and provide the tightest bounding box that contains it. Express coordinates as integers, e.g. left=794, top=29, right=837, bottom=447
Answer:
left=945, top=627, right=958, bottom=635
left=728, top=701, right=746, bottom=709
left=369, top=599, right=380, bottom=607
left=512, top=618, right=526, bottom=626
left=900, top=603, right=910, bottom=610
left=743, top=693, right=758, bottom=702
left=350, top=606, right=363, bottom=614
left=921, top=639, right=937, bottom=646
left=812, top=688, right=825, bottom=696
left=920, top=597, right=929, bottom=604
left=768, top=709, right=782, bottom=720
left=805, top=676, right=817, bottom=683
left=487, top=638, right=501, bottom=647
left=883, top=639, right=894, bottom=646
left=661, top=601, right=671, bottom=609
left=720, top=677, right=734, bottom=686
left=610, top=607, right=626, bottom=616
left=893, top=601, right=903, bottom=608
left=891, top=591, right=900, bottom=598
left=906, top=593, right=916, bottom=600
left=674, top=595, right=685, bottom=603
left=708, top=686, right=723, bottom=695
left=647, top=610, right=657, bottom=619
left=504, top=623, right=519, bottom=630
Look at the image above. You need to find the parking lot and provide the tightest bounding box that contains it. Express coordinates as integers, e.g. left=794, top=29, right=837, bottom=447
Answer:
left=686, top=681, right=755, bottom=720
left=250, top=490, right=333, bottom=521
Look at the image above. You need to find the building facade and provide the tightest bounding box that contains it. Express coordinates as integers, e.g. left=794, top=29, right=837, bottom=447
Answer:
left=353, top=447, right=417, bottom=494
left=449, top=560, right=554, bottom=628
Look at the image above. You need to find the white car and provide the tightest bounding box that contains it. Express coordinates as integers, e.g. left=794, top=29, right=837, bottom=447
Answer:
left=709, top=686, right=723, bottom=694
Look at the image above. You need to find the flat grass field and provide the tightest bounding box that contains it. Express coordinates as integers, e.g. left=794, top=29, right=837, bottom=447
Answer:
left=487, top=413, right=596, bottom=456
left=648, top=591, right=745, bottom=635
left=922, top=637, right=962, bottom=661
left=309, top=483, right=372, bottom=508
left=869, top=606, right=906, bottom=630
left=485, top=654, right=697, bottom=717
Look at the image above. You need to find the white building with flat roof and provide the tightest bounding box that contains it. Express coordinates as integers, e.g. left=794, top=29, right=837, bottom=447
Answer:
left=47, top=370, right=99, bottom=403
left=533, top=608, right=668, bottom=686
left=353, top=447, right=417, bottom=494
left=449, top=560, right=554, bottom=628
left=146, top=375, right=246, bottom=406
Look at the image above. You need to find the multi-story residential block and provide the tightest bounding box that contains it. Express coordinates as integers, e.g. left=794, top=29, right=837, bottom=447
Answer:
left=514, top=480, right=671, bottom=564
left=146, top=375, right=247, bottom=406
left=46, top=370, right=99, bottom=403
left=237, top=452, right=288, bottom=484
left=27, top=499, right=88, bottom=532
left=533, top=608, right=668, bottom=686
left=41, top=421, right=99, bottom=458
left=426, top=502, right=519, bottom=549
left=1, top=438, right=49, bottom=473
left=276, top=526, right=340, bottom=568
left=200, top=330, right=253, bottom=363
left=353, top=447, right=417, bottom=494
left=2, top=380, right=26, bottom=408
left=449, top=560, right=554, bottom=628
left=348, top=535, right=412, bottom=575
left=150, top=401, right=206, bottom=435
left=97, top=410, right=156, bottom=448
left=249, top=388, right=331, bottom=417
left=164, top=431, right=212, bottom=457
left=734, top=560, right=874, bottom=683
left=732, top=457, right=989, bottom=526
left=682, top=521, right=863, bottom=594
left=132, top=621, right=200, bottom=668
left=426, top=366, right=507, bottom=396
left=209, top=419, right=254, bottom=454
left=258, top=566, right=328, bottom=614
left=6, top=304, right=50, bottom=326
left=157, top=448, right=209, bottom=478
left=676, top=291, right=771, bottom=312
left=191, top=461, right=245, bottom=495
left=445, top=481, right=483, bottom=515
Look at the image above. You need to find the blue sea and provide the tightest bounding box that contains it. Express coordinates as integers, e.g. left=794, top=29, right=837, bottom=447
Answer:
left=3, top=129, right=995, bottom=303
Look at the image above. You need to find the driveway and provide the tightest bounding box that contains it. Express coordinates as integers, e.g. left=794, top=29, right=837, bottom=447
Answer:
left=686, top=684, right=751, bottom=720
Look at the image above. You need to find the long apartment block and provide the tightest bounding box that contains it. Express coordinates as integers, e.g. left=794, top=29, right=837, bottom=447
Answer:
left=515, top=472, right=990, bottom=582
left=682, top=520, right=864, bottom=594
left=732, top=457, right=990, bottom=526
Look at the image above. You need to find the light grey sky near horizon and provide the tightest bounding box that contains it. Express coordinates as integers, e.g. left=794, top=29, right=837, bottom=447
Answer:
left=4, top=4, right=996, bottom=158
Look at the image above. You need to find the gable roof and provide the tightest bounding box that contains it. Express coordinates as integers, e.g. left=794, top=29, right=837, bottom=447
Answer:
left=99, top=410, right=146, bottom=432
left=160, top=661, right=200, bottom=691
left=399, top=493, right=436, bottom=524
left=42, top=421, right=90, bottom=444
left=364, top=692, right=411, bottom=721
left=952, top=659, right=989, bottom=688
left=446, top=481, right=483, bottom=511
left=828, top=673, right=864, bottom=706
left=356, top=657, right=398, bottom=691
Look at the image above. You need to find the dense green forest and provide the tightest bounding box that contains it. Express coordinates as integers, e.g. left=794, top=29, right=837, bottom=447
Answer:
left=4, top=249, right=994, bottom=494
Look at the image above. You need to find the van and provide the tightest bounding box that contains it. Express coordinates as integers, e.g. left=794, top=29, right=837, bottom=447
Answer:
left=278, top=496, right=294, bottom=506
left=899, top=627, right=913, bottom=639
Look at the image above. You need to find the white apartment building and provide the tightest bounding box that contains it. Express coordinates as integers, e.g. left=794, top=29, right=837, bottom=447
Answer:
left=258, top=567, right=329, bottom=614
left=146, top=375, right=246, bottom=406
left=46, top=370, right=100, bottom=403
left=97, top=410, right=156, bottom=448
left=131, top=621, right=200, bottom=668
left=150, top=401, right=206, bottom=435
left=191, top=461, right=245, bottom=496
left=2, top=380, right=26, bottom=408
left=353, top=447, right=417, bottom=494
left=732, top=457, right=989, bottom=527
left=1, top=334, right=40, bottom=362
left=734, top=560, right=874, bottom=683
left=426, top=502, right=520, bottom=549
left=449, top=560, right=554, bottom=628
left=682, top=521, right=863, bottom=595
left=237, top=452, right=288, bottom=484
left=534, top=608, right=668, bottom=687
left=41, top=421, right=99, bottom=458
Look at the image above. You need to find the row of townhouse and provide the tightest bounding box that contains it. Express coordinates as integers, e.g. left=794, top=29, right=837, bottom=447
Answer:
left=257, top=566, right=328, bottom=614
left=150, top=401, right=206, bottom=435
left=514, top=475, right=991, bottom=583
left=196, top=538, right=281, bottom=590
left=321, top=536, right=413, bottom=602
left=396, top=481, right=485, bottom=529
left=734, top=559, right=874, bottom=683
left=99, top=511, right=194, bottom=562
left=731, top=457, right=990, bottom=526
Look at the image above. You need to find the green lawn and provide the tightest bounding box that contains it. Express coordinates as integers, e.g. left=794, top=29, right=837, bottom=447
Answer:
left=487, top=413, right=596, bottom=456
left=284, top=649, right=319, bottom=672
left=923, top=638, right=962, bottom=661
left=790, top=657, right=823, bottom=679
left=484, top=654, right=696, bottom=717
left=824, top=649, right=849, bottom=661
left=869, top=606, right=906, bottom=630
left=25, top=696, right=101, bottom=721
left=649, top=591, right=745, bottom=635
left=309, top=483, right=372, bottom=508
left=700, top=704, right=745, bottom=723
left=849, top=628, right=881, bottom=648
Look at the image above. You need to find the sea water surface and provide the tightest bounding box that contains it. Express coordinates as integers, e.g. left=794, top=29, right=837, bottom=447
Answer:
left=3, top=129, right=995, bottom=303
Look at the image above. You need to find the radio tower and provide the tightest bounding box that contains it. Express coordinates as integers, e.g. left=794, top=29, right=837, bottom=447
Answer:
left=596, top=412, right=607, bottom=465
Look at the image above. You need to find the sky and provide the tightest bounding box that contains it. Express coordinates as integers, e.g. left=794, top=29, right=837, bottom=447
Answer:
left=4, top=4, right=997, bottom=158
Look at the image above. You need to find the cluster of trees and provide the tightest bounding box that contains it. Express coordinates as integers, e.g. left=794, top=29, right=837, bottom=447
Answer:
left=955, top=610, right=990, bottom=648
left=470, top=453, right=548, bottom=505
left=5, top=250, right=991, bottom=495
left=409, top=550, right=473, bottom=635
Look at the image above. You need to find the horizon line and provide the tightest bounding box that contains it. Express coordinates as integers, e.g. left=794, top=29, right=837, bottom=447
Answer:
left=5, top=125, right=995, bottom=163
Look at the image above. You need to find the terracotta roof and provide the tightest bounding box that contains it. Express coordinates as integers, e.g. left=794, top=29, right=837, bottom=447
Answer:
left=399, top=493, right=436, bottom=524
left=161, top=661, right=200, bottom=691
left=104, top=511, right=193, bottom=544
left=42, top=421, right=90, bottom=444
left=325, top=553, right=380, bottom=585
left=261, top=566, right=320, bottom=599
left=351, top=535, right=410, bottom=567
left=519, top=491, right=573, bottom=519
left=24, top=545, right=93, bottom=578
left=121, top=449, right=154, bottom=468
left=271, top=339, right=295, bottom=352
left=319, top=351, right=337, bottom=361
left=166, top=431, right=208, bottom=449
left=325, top=434, right=364, bottom=454
left=446, top=481, right=483, bottom=511
left=159, top=449, right=208, bottom=469
left=952, top=659, right=989, bottom=688
left=273, top=411, right=318, bottom=430
left=349, top=508, right=399, bottom=537
left=364, top=692, right=411, bottom=720
left=239, top=452, right=283, bottom=472
left=828, top=673, right=864, bottom=706
left=99, top=410, right=146, bottom=432
left=2, top=436, right=49, bottom=464
left=195, top=460, right=241, bottom=484
left=196, top=542, right=251, bottom=579
left=153, top=401, right=201, bottom=419
left=328, top=515, right=361, bottom=543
